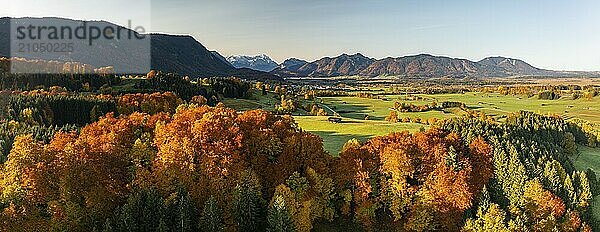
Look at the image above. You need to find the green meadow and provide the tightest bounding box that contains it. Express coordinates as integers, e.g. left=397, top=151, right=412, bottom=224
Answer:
left=294, top=116, right=423, bottom=155
left=225, top=91, right=600, bottom=155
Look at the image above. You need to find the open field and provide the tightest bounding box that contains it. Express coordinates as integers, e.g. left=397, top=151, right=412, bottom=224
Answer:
left=294, top=116, right=423, bottom=155
left=321, top=92, right=600, bottom=123
left=225, top=91, right=600, bottom=155
left=311, top=92, right=600, bottom=154
left=415, top=92, right=600, bottom=122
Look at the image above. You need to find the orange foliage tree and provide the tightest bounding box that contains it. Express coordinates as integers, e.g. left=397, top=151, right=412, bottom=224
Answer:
left=335, top=129, right=493, bottom=231
left=151, top=105, right=330, bottom=207
left=118, top=92, right=182, bottom=115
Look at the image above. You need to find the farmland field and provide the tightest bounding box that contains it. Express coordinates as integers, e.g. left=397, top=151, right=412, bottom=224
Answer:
left=225, top=91, right=600, bottom=155
left=320, top=92, right=600, bottom=122
left=294, top=116, right=423, bottom=155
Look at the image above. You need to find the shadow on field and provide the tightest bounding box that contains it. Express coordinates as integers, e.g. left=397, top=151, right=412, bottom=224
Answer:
left=324, top=98, right=383, bottom=120
left=308, top=131, right=371, bottom=156
left=466, top=105, right=483, bottom=110
left=337, top=121, right=362, bottom=124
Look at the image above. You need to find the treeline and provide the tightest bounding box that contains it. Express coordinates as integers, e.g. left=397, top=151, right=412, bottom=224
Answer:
left=132, top=72, right=251, bottom=103
left=0, top=71, right=252, bottom=107
left=0, top=91, right=195, bottom=165
left=570, top=118, right=600, bottom=147
left=0, top=73, right=121, bottom=92
left=0, top=122, right=76, bottom=163
left=1, top=92, right=188, bottom=127
left=484, top=85, right=599, bottom=100
left=2, top=94, right=117, bottom=126
left=386, top=86, right=471, bottom=95
left=392, top=100, right=466, bottom=112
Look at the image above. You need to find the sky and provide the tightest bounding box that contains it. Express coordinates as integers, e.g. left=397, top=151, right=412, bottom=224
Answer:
left=3, top=0, right=600, bottom=71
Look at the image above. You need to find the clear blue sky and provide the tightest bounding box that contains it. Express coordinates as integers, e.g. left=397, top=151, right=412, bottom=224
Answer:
left=4, top=0, right=600, bottom=71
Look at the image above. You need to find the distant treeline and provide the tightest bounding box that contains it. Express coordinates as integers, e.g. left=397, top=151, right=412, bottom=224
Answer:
left=0, top=70, right=252, bottom=106
left=2, top=94, right=116, bottom=126
left=392, top=100, right=466, bottom=112
left=131, top=73, right=251, bottom=103
left=484, top=85, right=599, bottom=100
left=0, top=73, right=121, bottom=92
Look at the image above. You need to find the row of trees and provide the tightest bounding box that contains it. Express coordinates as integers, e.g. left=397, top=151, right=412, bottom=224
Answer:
left=392, top=101, right=466, bottom=113
left=117, top=92, right=183, bottom=115
left=485, top=85, right=598, bottom=100
left=0, top=73, right=121, bottom=92
left=133, top=72, right=251, bottom=103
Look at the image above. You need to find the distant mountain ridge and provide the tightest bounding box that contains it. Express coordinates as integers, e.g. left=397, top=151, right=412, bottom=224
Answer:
left=3, top=17, right=597, bottom=79
left=272, top=53, right=582, bottom=78
left=226, top=54, right=278, bottom=72
left=0, top=17, right=279, bottom=80
left=279, top=58, right=308, bottom=70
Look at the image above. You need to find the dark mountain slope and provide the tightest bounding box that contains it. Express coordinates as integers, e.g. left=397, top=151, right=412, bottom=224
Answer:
left=272, top=53, right=375, bottom=77
left=0, top=17, right=279, bottom=80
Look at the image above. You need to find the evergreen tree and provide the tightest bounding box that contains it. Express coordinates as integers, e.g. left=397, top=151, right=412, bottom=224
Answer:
left=173, top=188, right=197, bottom=232
left=232, top=171, right=266, bottom=232
left=267, top=195, right=295, bottom=232
left=118, top=188, right=165, bottom=232
left=157, top=219, right=169, bottom=232
left=199, top=196, right=224, bottom=232
left=563, top=132, right=578, bottom=156
left=102, top=218, right=114, bottom=232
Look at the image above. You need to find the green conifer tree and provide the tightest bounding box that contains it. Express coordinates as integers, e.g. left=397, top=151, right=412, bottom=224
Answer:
left=199, top=196, right=224, bottom=232
left=267, top=195, right=296, bottom=232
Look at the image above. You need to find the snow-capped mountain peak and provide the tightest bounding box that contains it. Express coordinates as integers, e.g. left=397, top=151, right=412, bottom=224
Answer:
left=226, top=54, right=278, bottom=72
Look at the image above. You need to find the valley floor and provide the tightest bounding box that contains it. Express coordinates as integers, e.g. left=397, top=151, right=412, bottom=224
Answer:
left=226, top=91, right=600, bottom=155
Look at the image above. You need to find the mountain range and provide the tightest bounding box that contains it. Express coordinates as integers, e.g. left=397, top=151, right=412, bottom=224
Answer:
left=271, top=53, right=566, bottom=78
left=2, top=17, right=598, bottom=79
left=0, top=17, right=279, bottom=80
left=226, top=54, right=278, bottom=72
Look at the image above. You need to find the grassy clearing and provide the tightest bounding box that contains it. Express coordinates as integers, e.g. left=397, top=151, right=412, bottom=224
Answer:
left=294, top=116, right=423, bottom=155
left=572, top=146, right=600, bottom=174
left=222, top=91, right=280, bottom=112
left=320, top=96, right=450, bottom=121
